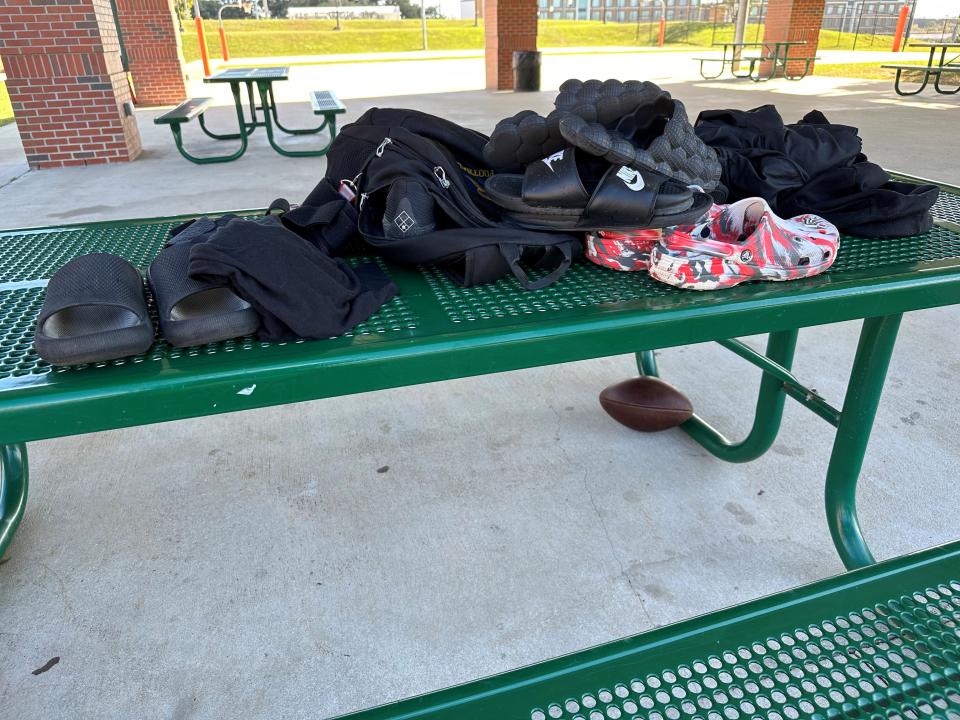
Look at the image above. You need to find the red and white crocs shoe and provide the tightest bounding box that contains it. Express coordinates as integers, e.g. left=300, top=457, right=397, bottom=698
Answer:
left=648, top=198, right=839, bottom=291
left=585, top=229, right=663, bottom=271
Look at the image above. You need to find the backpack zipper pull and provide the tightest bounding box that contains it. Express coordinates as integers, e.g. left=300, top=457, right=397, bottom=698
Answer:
left=433, top=166, right=450, bottom=189
left=375, top=137, right=392, bottom=157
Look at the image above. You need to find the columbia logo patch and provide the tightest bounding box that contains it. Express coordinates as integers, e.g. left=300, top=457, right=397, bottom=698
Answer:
left=394, top=211, right=415, bottom=232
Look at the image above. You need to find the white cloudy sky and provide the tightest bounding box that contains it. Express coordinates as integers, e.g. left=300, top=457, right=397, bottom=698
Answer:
left=915, top=0, right=959, bottom=18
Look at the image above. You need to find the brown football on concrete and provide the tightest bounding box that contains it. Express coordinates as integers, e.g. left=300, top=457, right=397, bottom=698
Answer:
left=599, top=376, right=694, bottom=432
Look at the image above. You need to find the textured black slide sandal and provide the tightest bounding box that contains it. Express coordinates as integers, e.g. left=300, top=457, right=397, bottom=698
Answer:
left=147, top=242, right=259, bottom=348
left=34, top=253, right=155, bottom=366
left=553, top=78, right=665, bottom=124
left=558, top=98, right=723, bottom=191
left=483, top=79, right=666, bottom=170
left=484, top=110, right=566, bottom=168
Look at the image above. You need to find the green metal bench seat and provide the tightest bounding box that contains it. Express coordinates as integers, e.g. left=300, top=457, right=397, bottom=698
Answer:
left=1, top=174, right=960, bottom=569
left=310, top=89, right=347, bottom=116
left=153, top=96, right=250, bottom=164
left=153, top=97, right=213, bottom=125
left=330, top=539, right=960, bottom=720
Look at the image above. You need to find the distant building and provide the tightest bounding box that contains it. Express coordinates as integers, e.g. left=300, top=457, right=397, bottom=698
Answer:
left=537, top=0, right=711, bottom=23
left=821, top=0, right=918, bottom=34
left=288, top=4, right=403, bottom=20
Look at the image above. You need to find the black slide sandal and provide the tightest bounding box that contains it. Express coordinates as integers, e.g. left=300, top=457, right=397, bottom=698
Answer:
left=34, top=253, right=155, bottom=366
left=558, top=97, right=722, bottom=191
left=147, top=242, right=260, bottom=348
left=483, top=79, right=664, bottom=169
left=485, top=148, right=711, bottom=232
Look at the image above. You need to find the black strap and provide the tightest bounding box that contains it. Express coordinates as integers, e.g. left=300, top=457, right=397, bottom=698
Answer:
left=521, top=149, right=589, bottom=207
left=499, top=243, right=573, bottom=291
left=269, top=183, right=360, bottom=254
left=583, top=164, right=663, bottom=227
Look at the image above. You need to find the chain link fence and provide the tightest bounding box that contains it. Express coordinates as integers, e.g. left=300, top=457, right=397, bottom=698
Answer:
left=537, top=0, right=960, bottom=48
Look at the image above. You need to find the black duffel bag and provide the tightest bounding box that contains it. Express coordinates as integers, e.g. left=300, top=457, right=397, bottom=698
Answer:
left=320, top=109, right=581, bottom=290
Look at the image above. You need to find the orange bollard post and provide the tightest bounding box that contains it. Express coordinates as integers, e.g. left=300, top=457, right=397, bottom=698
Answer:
left=658, top=17, right=666, bottom=47
left=195, top=15, right=211, bottom=76
left=219, top=24, right=230, bottom=61
left=892, top=4, right=910, bottom=52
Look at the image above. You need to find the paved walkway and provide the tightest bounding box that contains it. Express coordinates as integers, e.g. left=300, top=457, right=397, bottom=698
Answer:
left=0, top=70, right=958, bottom=720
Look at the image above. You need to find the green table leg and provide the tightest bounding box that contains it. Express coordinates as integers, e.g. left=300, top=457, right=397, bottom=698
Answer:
left=749, top=44, right=780, bottom=82
left=198, top=113, right=257, bottom=141
left=256, top=81, right=337, bottom=158
left=266, top=85, right=333, bottom=136
left=637, top=329, right=799, bottom=463
left=894, top=47, right=936, bottom=96
left=825, top=314, right=903, bottom=570
left=169, top=84, right=249, bottom=164
left=0, top=443, right=28, bottom=561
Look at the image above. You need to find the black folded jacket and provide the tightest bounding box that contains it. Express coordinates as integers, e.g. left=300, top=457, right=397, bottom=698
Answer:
left=695, top=105, right=938, bottom=238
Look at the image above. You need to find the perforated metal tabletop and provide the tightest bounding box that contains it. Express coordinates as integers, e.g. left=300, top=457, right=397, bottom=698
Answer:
left=205, top=66, right=290, bottom=83
left=1, top=183, right=960, bottom=445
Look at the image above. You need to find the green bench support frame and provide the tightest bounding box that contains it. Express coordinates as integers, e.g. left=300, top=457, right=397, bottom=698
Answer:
left=153, top=87, right=250, bottom=164
left=881, top=64, right=960, bottom=96
left=696, top=48, right=818, bottom=81
left=253, top=82, right=343, bottom=158
left=758, top=55, right=820, bottom=82
left=327, top=540, right=960, bottom=720
left=1, top=173, right=959, bottom=567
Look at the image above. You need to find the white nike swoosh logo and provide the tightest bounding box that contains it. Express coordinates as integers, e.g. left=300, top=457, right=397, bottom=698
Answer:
left=616, top=166, right=645, bottom=191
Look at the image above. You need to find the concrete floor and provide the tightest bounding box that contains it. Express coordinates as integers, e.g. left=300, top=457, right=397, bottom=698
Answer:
left=0, top=60, right=959, bottom=719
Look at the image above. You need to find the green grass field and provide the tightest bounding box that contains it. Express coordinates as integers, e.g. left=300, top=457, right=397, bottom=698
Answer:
left=0, top=20, right=907, bottom=125
left=0, top=82, right=13, bottom=127
left=179, top=18, right=895, bottom=61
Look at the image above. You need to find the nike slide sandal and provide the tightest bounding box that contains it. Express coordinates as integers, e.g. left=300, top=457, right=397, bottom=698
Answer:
left=147, top=241, right=260, bottom=348
left=484, top=79, right=721, bottom=192
left=483, top=79, right=665, bottom=169
left=558, top=96, right=723, bottom=191
left=484, top=148, right=711, bottom=232
left=34, top=253, right=155, bottom=366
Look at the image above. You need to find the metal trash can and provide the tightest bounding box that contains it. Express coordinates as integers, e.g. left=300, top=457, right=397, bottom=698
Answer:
left=512, top=51, right=541, bottom=92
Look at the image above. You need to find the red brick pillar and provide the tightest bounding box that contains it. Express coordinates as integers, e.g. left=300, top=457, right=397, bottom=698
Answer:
left=0, top=0, right=142, bottom=168
left=484, top=0, right=538, bottom=90
left=115, top=0, right=188, bottom=106
left=761, top=0, right=825, bottom=76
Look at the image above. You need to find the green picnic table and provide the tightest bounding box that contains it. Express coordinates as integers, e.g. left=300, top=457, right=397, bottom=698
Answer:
left=882, top=42, right=960, bottom=96
left=695, top=41, right=817, bottom=82
left=1, top=175, right=959, bottom=719
left=153, top=66, right=346, bottom=163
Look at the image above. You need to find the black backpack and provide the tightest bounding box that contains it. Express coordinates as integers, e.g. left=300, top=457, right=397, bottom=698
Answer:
left=321, top=109, right=581, bottom=290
